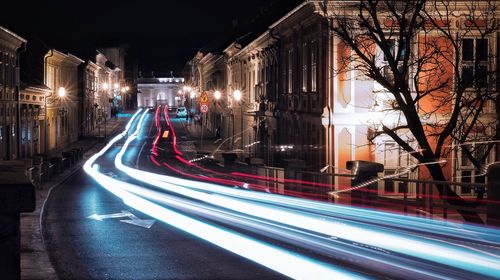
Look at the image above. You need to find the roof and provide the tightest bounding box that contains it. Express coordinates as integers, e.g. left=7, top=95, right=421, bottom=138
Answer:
left=198, top=0, right=304, bottom=55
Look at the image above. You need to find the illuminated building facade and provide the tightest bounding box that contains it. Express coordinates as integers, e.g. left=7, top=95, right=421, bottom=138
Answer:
left=44, top=50, right=83, bottom=152
left=19, top=83, right=50, bottom=157
left=186, top=0, right=498, bottom=197
left=137, top=77, right=185, bottom=108
left=79, top=60, right=100, bottom=137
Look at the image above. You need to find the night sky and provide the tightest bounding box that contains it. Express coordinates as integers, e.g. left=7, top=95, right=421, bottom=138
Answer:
left=2, top=0, right=296, bottom=75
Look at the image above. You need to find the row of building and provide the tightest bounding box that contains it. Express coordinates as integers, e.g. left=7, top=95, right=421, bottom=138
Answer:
left=0, top=26, right=132, bottom=161
left=183, top=0, right=498, bottom=195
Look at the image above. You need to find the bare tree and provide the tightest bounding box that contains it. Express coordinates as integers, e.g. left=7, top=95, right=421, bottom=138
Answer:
left=321, top=0, right=499, bottom=223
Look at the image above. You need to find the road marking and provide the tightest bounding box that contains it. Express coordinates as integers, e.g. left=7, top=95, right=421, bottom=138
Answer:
left=88, top=210, right=155, bottom=229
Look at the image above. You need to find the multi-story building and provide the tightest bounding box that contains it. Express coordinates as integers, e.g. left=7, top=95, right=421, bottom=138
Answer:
left=186, top=0, right=498, bottom=198
left=19, top=82, right=50, bottom=157
left=78, top=60, right=100, bottom=137
left=95, top=50, right=125, bottom=120
left=44, top=49, right=83, bottom=152
left=137, top=77, right=185, bottom=108
left=97, top=47, right=131, bottom=111
left=0, top=26, right=26, bottom=160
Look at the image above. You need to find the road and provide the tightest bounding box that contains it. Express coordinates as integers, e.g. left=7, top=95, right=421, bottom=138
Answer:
left=42, top=111, right=284, bottom=279
left=43, top=107, right=500, bottom=279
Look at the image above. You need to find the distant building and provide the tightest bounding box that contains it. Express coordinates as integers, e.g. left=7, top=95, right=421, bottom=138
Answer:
left=137, top=77, right=185, bottom=108
left=95, top=51, right=121, bottom=119
left=78, top=60, right=100, bottom=137
left=44, top=49, right=83, bottom=152
left=0, top=26, right=26, bottom=160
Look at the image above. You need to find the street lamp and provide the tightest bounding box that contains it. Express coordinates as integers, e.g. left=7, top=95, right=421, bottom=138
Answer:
left=102, top=82, right=109, bottom=90
left=58, top=87, right=66, bottom=97
left=214, top=90, right=221, bottom=100
left=233, top=90, right=241, bottom=101
left=44, top=88, right=66, bottom=152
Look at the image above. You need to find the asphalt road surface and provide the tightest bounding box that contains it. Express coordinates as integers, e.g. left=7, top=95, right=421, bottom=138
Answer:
left=42, top=112, right=285, bottom=280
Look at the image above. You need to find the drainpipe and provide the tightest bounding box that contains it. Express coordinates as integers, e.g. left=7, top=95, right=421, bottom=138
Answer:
left=326, top=17, right=334, bottom=173
left=16, top=42, right=27, bottom=159
left=43, top=50, right=54, bottom=154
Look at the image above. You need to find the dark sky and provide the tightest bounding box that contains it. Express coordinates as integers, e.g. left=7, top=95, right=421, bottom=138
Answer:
left=2, top=0, right=290, bottom=75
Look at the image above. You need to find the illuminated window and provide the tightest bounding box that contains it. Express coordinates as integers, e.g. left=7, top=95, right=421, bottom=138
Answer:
left=302, top=43, right=308, bottom=92
left=310, top=41, right=317, bottom=92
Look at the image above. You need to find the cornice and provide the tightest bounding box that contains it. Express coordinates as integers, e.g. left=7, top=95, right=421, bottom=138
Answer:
left=0, top=26, right=27, bottom=50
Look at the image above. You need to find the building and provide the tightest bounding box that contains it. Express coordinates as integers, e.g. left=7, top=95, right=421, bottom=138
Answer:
left=137, top=77, right=185, bottom=108
left=19, top=82, right=51, bottom=157
left=44, top=49, right=83, bottom=152
left=97, top=47, right=132, bottom=111
left=0, top=26, right=26, bottom=160
left=186, top=0, right=498, bottom=198
left=96, top=51, right=118, bottom=120
left=78, top=60, right=100, bottom=137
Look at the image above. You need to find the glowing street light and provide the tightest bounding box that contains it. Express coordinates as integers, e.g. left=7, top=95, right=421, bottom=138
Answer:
left=102, top=83, right=109, bottom=90
left=114, top=83, right=119, bottom=90
left=233, top=90, right=241, bottom=101
left=214, top=90, right=221, bottom=100
left=58, top=87, right=66, bottom=97
left=190, top=91, right=196, bottom=99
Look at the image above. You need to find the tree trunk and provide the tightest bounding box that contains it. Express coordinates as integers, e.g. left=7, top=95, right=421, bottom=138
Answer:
left=425, top=164, right=483, bottom=224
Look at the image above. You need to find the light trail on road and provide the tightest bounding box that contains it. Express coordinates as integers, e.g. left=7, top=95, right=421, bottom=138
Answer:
left=84, top=107, right=500, bottom=279
left=118, top=107, right=500, bottom=278
left=84, top=109, right=367, bottom=279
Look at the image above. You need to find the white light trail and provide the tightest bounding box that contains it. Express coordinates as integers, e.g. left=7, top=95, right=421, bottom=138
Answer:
left=113, top=109, right=500, bottom=279
left=84, top=109, right=364, bottom=280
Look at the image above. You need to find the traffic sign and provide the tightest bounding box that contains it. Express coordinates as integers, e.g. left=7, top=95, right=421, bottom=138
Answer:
left=199, top=91, right=209, bottom=105
left=200, top=104, right=209, bottom=113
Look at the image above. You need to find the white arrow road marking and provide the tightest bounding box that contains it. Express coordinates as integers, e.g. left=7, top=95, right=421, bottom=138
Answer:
left=120, top=219, right=155, bottom=229
left=88, top=210, right=155, bottom=228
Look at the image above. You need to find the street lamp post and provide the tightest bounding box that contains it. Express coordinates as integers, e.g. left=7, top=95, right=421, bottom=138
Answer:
left=44, top=87, right=66, bottom=153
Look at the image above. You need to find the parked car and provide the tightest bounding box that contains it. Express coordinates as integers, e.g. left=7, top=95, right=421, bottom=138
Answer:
left=176, top=107, right=187, bottom=118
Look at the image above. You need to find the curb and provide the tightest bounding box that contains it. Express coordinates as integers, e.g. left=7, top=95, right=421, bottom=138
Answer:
left=34, top=119, right=126, bottom=279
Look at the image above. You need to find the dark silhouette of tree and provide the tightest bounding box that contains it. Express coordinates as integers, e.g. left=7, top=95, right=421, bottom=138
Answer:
left=321, top=0, right=498, bottom=223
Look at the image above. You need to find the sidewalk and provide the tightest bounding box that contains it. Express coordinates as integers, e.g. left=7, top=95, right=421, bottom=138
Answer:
left=182, top=122, right=226, bottom=160
left=19, top=114, right=128, bottom=280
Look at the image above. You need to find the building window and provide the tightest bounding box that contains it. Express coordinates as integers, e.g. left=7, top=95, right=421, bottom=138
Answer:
left=383, top=37, right=407, bottom=61
left=461, top=38, right=488, bottom=89
left=302, top=43, right=308, bottom=92
left=0, top=51, right=3, bottom=86
left=311, top=41, right=318, bottom=92
left=459, top=143, right=488, bottom=194
left=287, top=49, right=293, bottom=94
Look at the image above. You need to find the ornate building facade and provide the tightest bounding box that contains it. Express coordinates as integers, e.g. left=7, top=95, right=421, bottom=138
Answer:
left=44, top=50, right=83, bottom=152
left=137, top=77, right=184, bottom=108
left=19, top=83, right=50, bottom=157
left=0, top=26, right=26, bottom=160
left=186, top=0, right=498, bottom=198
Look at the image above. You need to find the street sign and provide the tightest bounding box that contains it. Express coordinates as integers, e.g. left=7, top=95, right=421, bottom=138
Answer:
left=199, top=91, right=209, bottom=105
left=200, top=104, right=209, bottom=113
